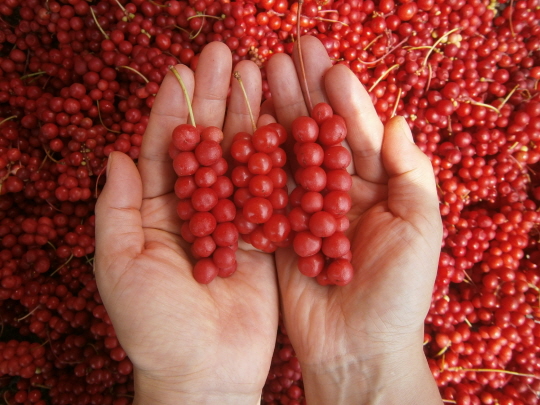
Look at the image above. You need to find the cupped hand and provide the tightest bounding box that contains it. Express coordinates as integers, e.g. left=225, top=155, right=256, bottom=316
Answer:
left=95, top=42, right=278, bottom=405
left=266, top=36, right=443, bottom=404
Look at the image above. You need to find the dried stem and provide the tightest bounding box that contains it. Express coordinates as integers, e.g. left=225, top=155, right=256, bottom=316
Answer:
left=90, top=7, right=109, bottom=39
left=368, top=64, right=399, bottom=92
left=391, top=87, right=402, bottom=118
left=422, top=28, right=460, bottom=67
left=117, top=65, right=149, bottom=83
left=233, top=71, right=257, bottom=133
left=169, top=66, right=196, bottom=127
left=297, top=0, right=313, bottom=114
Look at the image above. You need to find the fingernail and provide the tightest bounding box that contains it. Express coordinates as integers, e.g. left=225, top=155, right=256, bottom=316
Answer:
left=397, top=116, right=414, bottom=144
left=106, top=152, right=114, bottom=176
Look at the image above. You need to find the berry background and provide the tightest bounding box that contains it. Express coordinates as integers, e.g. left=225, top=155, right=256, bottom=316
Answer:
left=0, top=0, right=539, bottom=404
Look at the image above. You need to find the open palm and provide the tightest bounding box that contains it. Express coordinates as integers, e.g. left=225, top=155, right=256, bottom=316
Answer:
left=95, top=43, right=278, bottom=403
left=266, top=36, right=443, bottom=369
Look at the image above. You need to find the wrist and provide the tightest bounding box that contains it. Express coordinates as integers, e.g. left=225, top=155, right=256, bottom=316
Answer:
left=133, top=369, right=262, bottom=405
left=300, top=339, right=442, bottom=405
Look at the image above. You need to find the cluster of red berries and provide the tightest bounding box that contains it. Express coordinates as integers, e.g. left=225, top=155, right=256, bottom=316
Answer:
left=171, top=123, right=238, bottom=283
left=231, top=123, right=290, bottom=252
left=289, top=103, right=353, bottom=286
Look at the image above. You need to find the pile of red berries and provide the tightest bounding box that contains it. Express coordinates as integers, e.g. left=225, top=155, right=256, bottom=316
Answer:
left=0, top=0, right=539, bottom=403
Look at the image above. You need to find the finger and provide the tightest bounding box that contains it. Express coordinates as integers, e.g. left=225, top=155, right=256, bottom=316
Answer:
left=382, top=116, right=442, bottom=236
left=266, top=53, right=308, bottom=132
left=95, top=152, right=144, bottom=291
left=192, top=42, right=233, bottom=128
left=257, top=113, right=276, bottom=127
left=138, top=65, right=195, bottom=199
left=325, top=64, right=386, bottom=184
left=260, top=99, right=275, bottom=117
left=292, top=35, right=332, bottom=107
left=222, top=60, right=262, bottom=153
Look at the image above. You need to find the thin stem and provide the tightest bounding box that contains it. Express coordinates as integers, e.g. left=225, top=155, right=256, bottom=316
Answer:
left=187, top=13, right=223, bottom=21
left=368, top=64, right=399, bottom=92
left=391, top=87, right=402, bottom=118
left=313, top=17, right=349, bottom=26
left=0, top=115, right=17, bottom=127
left=117, top=65, right=149, bottom=83
left=425, top=63, right=433, bottom=92
left=189, top=16, right=206, bottom=39
left=114, top=0, right=133, bottom=20
left=363, top=34, right=382, bottom=50
left=422, top=27, right=460, bottom=67
left=20, top=71, right=46, bottom=80
left=297, top=0, right=313, bottom=114
left=509, top=0, right=515, bottom=37
left=96, top=100, right=121, bottom=133
left=499, top=84, right=520, bottom=110
left=17, top=305, right=40, bottom=322
left=359, top=37, right=409, bottom=66
left=43, top=147, right=59, bottom=163
left=169, top=66, right=195, bottom=127
left=90, top=7, right=109, bottom=39
left=51, top=254, right=74, bottom=277
left=233, top=71, right=257, bottom=133
left=449, top=367, right=540, bottom=379
left=468, top=100, right=500, bottom=114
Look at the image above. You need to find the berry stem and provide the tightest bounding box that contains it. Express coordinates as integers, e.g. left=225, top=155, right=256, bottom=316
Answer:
left=0, top=115, right=17, bottom=127
left=169, top=66, right=196, bottom=127
left=449, top=367, right=540, bottom=379
left=509, top=0, right=516, bottom=37
left=499, top=84, right=520, bottom=110
left=368, top=64, right=399, bottom=92
left=422, top=28, right=460, bottom=67
left=117, top=65, right=150, bottom=83
left=114, top=0, right=133, bottom=20
left=313, top=17, right=349, bottom=26
left=187, top=13, right=223, bottom=21
left=51, top=254, right=74, bottom=276
left=296, top=0, right=313, bottom=114
left=43, top=147, right=59, bottom=163
left=20, top=71, right=46, bottom=81
left=90, top=7, right=109, bottom=39
left=233, top=71, right=257, bottom=133
left=391, top=88, right=402, bottom=118
left=359, top=37, right=409, bottom=66
left=363, top=35, right=383, bottom=50
left=190, top=16, right=206, bottom=39
left=17, top=305, right=40, bottom=322
left=96, top=100, right=121, bottom=134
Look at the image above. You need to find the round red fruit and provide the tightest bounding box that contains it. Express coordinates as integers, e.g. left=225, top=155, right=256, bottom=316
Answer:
left=319, top=115, right=347, bottom=146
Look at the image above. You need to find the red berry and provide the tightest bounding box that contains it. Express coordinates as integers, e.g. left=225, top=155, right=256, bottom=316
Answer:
left=193, top=258, right=219, bottom=284
left=319, top=115, right=347, bottom=146
left=327, top=259, right=354, bottom=286
left=172, top=124, right=200, bottom=151
left=293, top=231, right=322, bottom=257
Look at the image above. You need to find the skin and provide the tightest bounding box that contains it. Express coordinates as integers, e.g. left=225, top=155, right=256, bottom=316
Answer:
left=95, top=37, right=443, bottom=404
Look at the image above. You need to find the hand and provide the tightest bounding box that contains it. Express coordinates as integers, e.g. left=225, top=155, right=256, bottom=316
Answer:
left=95, top=42, right=278, bottom=405
left=266, top=36, right=444, bottom=404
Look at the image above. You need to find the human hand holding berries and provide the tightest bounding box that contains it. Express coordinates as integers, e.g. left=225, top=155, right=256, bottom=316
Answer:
left=267, top=36, right=445, bottom=404
left=95, top=43, right=278, bottom=405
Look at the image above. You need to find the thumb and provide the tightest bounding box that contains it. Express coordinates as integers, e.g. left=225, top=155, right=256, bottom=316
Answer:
left=95, top=151, right=144, bottom=290
left=382, top=116, right=441, bottom=235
